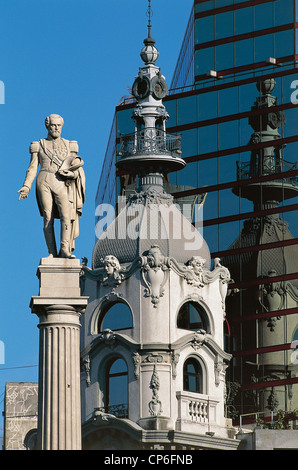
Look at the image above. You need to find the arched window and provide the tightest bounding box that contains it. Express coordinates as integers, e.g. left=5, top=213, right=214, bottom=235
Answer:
left=183, top=358, right=203, bottom=394
left=99, top=301, right=133, bottom=332
left=105, top=358, right=128, bottom=418
left=177, top=301, right=208, bottom=332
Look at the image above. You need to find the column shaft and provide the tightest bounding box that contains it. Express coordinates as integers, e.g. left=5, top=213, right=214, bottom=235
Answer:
left=37, top=306, right=82, bottom=450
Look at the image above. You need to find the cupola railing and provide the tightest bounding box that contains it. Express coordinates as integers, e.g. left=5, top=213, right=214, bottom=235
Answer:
left=118, top=128, right=182, bottom=159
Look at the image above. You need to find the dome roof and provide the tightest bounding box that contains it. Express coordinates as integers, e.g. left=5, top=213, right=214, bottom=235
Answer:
left=92, top=190, right=210, bottom=270
left=222, top=213, right=298, bottom=287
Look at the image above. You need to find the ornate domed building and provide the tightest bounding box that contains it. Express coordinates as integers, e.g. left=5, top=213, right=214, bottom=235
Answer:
left=79, top=11, right=238, bottom=451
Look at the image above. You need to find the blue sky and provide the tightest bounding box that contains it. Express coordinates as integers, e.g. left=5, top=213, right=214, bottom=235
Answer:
left=0, top=0, right=193, bottom=439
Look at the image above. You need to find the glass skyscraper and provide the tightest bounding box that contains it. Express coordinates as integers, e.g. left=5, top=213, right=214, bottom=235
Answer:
left=96, top=0, right=298, bottom=426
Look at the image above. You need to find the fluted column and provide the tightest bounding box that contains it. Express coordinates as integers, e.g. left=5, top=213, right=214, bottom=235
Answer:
left=30, top=258, right=88, bottom=450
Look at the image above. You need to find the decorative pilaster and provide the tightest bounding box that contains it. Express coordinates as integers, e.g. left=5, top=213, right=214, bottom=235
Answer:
left=30, top=258, right=88, bottom=450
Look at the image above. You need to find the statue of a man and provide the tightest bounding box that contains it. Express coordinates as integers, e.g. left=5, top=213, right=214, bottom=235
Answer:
left=18, top=114, right=85, bottom=258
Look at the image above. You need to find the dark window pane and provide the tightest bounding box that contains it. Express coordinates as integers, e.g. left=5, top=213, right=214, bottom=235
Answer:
left=183, top=358, right=202, bottom=393
left=195, top=15, right=214, bottom=45
left=180, top=129, right=198, bottom=158
left=164, top=99, right=177, bottom=127
left=274, top=0, right=294, bottom=27
left=178, top=160, right=198, bottom=188
left=254, top=34, right=274, bottom=63
left=116, top=108, right=135, bottom=137
left=218, top=86, right=239, bottom=117
left=195, top=0, right=214, bottom=13
left=107, top=359, right=128, bottom=410
left=198, top=91, right=218, bottom=121
left=239, top=82, right=258, bottom=113
left=177, top=302, right=206, bottom=331
left=219, top=154, right=239, bottom=184
left=254, top=2, right=273, bottom=31
left=195, top=48, right=215, bottom=75
left=198, top=158, right=218, bottom=187
left=215, top=11, right=234, bottom=40
left=101, top=302, right=133, bottom=331
left=216, top=42, right=234, bottom=71
left=215, top=0, right=233, bottom=6
left=235, top=7, right=253, bottom=36
left=274, top=30, right=294, bottom=58
left=218, top=120, right=238, bottom=150
left=198, top=125, right=218, bottom=154
left=177, top=95, right=197, bottom=126
left=235, top=39, right=253, bottom=67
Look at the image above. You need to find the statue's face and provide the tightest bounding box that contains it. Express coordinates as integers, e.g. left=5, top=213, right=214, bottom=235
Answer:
left=48, top=118, right=63, bottom=139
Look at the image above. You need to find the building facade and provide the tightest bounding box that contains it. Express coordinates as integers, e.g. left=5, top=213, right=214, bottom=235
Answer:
left=95, top=0, right=298, bottom=425
left=80, top=12, right=239, bottom=450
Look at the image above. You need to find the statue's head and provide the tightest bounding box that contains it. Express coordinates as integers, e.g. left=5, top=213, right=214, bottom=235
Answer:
left=45, top=114, right=64, bottom=139
left=102, top=255, right=121, bottom=276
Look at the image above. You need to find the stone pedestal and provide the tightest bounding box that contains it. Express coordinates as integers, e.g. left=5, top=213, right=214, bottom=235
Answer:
left=30, top=258, right=88, bottom=450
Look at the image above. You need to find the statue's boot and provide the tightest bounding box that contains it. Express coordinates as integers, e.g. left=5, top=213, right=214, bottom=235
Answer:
left=59, top=221, right=75, bottom=259
left=43, top=224, right=58, bottom=258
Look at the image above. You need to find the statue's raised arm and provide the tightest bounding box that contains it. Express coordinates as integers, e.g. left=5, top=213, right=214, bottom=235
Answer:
left=18, top=114, right=85, bottom=259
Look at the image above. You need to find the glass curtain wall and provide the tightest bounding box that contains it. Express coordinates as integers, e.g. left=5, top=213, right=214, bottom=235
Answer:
left=97, top=0, right=298, bottom=424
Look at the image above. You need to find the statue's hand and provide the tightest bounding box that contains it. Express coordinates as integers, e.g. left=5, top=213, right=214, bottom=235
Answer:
left=59, top=170, right=75, bottom=179
left=18, top=186, right=29, bottom=200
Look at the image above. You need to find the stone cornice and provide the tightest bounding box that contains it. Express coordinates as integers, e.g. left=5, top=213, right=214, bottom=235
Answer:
left=82, top=415, right=239, bottom=450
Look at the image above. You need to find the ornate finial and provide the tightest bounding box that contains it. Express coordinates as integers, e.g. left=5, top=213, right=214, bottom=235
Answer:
left=147, top=0, right=152, bottom=38
left=141, top=0, right=159, bottom=65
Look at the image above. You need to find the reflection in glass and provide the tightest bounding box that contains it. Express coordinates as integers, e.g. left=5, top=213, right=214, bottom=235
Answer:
left=177, top=302, right=207, bottom=331
left=195, top=0, right=214, bottom=13
left=254, top=2, right=273, bottom=31
left=195, top=15, right=214, bottom=45
left=198, top=125, right=218, bottom=155
left=198, top=157, right=218, bottom=187
left=180, top=128, right=198, bottom=158
left=235, top=39, right=253, bottom=67
left=198, top=91, right=217, bottom=121
left=274, top=30, right=294, bottom=58
left=254, top=34, right=274, bottom=63
left=218, top=87, right=239, bottom=117
left=219, top=154, right=239, bottom=184
left=116, top=108, right=134, bottom=137
left=100, top=302, right=133, bottom=331
left=219, top=121, right=239, bottom=150
left=216, top=42, right=234, bottom=71
left=183, top=358, right=202, bottom=393
left=195, top=48, right=215, bottom=75
left=178, top=160, right=198, bottom=188
left=274, top=0, right=294, bottom=27
left=215, top=11, right=234, bottom=40
left=106, top=358, right=128, bottom=416
left=177, top=95, right=197, bottom=126
left=235, top=7, right=253, bottom=35
left=239, top=82, right=258, bottom=113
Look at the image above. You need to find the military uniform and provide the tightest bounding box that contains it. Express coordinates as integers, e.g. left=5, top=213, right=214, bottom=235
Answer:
left=23, top=138, right=85, bottom=257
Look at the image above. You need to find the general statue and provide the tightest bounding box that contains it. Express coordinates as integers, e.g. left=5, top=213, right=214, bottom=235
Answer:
left=18, top=114, right=85, bottom=259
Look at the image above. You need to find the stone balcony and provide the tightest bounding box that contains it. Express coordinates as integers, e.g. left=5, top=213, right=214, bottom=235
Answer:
left=176, top=391, right=219, bottom=432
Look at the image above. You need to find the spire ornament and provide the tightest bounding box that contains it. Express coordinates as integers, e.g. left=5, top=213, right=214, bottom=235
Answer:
left=141, top=0, right=159, bottom=65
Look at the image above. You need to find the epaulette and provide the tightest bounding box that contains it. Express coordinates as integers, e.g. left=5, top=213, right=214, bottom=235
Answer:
left=69, top=140, right=79, bottom=153
left=29, top=141, right=40, bottom=153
